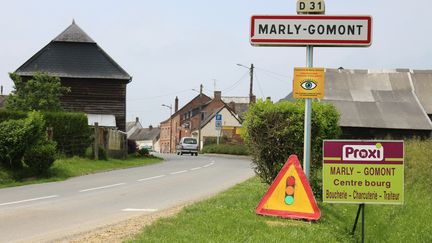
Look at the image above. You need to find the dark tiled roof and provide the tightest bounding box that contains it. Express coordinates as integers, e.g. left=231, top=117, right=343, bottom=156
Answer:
left=15, top=22, right=131, bottom=81
left=53, top=20, right=95, bottom=43
left=129, top=127, right=160, bottom=141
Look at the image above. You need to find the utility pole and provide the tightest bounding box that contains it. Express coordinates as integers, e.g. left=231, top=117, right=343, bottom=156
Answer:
left=249, top=63, right=254, bottom=98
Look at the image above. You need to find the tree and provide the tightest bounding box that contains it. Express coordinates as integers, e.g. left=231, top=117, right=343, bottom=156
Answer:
left=6, top=72, right=70, bottom=111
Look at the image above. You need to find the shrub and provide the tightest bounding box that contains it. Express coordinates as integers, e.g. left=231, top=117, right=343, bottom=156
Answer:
left=98, top=146, right=108, bottom=160
left=128, top=140, right=138, bottom=154
left=242, top=99, right=341, bottom=197
left=43, top=112, right=91, bottom=157
left=0, top=110, right=91, bottom=157
left=23, top=141, right=57, bottom=174
left=137, top=148, right=150, bottom=157
left=0, top=111, right=46, bottom=170
left=201, top=144, right=249, bottom=155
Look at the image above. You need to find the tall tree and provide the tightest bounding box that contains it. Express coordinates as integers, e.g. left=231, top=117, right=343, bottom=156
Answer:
left=7, top=72, right=70, bottom=111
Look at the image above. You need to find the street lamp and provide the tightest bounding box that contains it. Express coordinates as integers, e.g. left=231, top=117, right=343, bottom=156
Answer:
left=162, top=104, right=173, bottom=153
left=236, top=63, right=255, bottom=101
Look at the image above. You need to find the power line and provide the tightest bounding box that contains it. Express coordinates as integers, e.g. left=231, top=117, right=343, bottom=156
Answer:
left=222, top=71, right=249, bottom=93
left=254, top=73, right=265, bottom=98
left=127, top=88, right=192, bottom=101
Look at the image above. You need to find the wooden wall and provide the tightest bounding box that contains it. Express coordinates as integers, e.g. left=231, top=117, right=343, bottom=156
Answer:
left=60, top=78, right=128, bottom=131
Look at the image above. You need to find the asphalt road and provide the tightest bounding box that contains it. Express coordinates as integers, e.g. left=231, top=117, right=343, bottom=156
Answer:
left=0, top=154, right=254, bottom=242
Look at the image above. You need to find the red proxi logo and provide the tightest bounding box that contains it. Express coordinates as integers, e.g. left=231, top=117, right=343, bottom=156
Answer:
left=342, top=143, right=383, bottom=161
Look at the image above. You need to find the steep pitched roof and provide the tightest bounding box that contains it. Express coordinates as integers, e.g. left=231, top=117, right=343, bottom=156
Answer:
left=129, top=127, right=160, bottom=141
left=199, top=105, right=241, bottom=129
left=15, top=21, right=131, bottom=81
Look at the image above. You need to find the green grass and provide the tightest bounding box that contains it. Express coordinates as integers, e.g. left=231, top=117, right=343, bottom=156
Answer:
left=131, top=139, right=432, bottom=242
left=201, top=143, right=249, bottom=155
left=0, top=155, right=162, bottom=188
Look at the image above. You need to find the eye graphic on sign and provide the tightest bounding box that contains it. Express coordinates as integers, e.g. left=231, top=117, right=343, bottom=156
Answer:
left=301, top=80, right=317, bottom=90
left=285, top=176, right=295, bottom=205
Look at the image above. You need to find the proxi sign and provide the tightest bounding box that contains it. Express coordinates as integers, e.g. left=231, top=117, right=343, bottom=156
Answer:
left=250, top=15, right=372, bottom=47
left=342, top=144, right=383, bottom=161
left=323, top=140, right=404, bottom=205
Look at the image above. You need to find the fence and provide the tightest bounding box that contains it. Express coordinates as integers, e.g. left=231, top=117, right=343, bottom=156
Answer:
left=92, top=122, right=127, bottom=159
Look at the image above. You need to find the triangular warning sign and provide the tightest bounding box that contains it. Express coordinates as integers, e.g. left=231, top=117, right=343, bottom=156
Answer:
left=256, top=155, right=320, bottom=220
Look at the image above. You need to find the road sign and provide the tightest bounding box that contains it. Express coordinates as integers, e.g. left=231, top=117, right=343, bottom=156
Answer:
left=250, top=15, right=372, bottom=47
left=256, top=155, right=320, bottom=220
left=323, top=140, right=404, bottom=204
left=215, top=120, right=222, bottom=130
left=297, top=0, right=325, bottom=14
left=293, top=67, right=324, bottom=98
left=216, top=114, right=222, bottom=121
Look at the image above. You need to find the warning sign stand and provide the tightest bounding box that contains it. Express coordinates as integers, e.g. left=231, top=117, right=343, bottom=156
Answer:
left=255, top=155, right=320, bottom=221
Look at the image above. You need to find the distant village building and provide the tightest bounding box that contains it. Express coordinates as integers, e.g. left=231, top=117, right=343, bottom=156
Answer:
left=14, top=20, right=132, bottom=131
left=160, top=90, right=251, bottom=152
left=282, top=68, right=432, bottom=138
left=128, top=125, right=160, bottom=152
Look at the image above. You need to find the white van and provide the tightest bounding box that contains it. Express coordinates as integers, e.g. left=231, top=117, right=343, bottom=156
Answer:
left=176, top=137, right=199, bottom=156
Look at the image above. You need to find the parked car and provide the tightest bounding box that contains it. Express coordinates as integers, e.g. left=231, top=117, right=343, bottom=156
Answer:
left=176, top=137, right=199, bottom=156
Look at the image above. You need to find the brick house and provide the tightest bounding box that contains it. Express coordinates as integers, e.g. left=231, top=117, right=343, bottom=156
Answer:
left=160, top=93, right=211, bottom=153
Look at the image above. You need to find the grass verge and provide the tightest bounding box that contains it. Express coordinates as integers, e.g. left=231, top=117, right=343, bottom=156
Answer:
left=0, top=155, right=162, bottom=188
left=131, top=139, right=431, bottom=242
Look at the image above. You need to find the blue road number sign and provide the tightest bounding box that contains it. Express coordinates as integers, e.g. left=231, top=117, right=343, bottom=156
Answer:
left=216, top=114, right=222, bottom=121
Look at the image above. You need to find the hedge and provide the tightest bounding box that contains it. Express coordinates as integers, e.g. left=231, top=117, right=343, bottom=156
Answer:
left=0, top=110, right=91, bottom=157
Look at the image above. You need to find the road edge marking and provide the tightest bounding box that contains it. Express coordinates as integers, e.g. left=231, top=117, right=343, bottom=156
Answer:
left=79, top=183, right=126, bottom=193
left=0, top=195, right=59, bottom=206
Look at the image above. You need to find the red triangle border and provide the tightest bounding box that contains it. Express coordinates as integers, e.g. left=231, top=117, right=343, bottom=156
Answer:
left=255, top=155, right=321, bottom=221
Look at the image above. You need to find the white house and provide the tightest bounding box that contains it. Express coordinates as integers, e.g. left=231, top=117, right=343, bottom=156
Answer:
left=192, top=106, right=242, bottom=149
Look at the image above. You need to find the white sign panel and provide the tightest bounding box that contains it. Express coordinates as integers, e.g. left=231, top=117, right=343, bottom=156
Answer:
left=250, top=15, right=372, bottom=47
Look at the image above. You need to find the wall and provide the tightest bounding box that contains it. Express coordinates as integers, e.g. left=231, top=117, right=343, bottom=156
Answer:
left=60, top=78, right=127, bottom=132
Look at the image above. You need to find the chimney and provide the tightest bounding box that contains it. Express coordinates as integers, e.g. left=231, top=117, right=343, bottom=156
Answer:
left=0, top=85, right=3, bottom=95
left=149, top=125, right=153, bottom=130
left=249, top=95, right=256, bottom=104
left=214, top=91, right=221, bottom=101
left=200, top=84, right=203, bottom=96
left=175, top=96, right=179, bottom=113
left=135, top=117, right=139, bottom=123
left=228, top=101, right=236, bottom=113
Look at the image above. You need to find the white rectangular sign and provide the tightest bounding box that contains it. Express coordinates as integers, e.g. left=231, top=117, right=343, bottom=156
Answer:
left=250, top=15, right=372, bottom=47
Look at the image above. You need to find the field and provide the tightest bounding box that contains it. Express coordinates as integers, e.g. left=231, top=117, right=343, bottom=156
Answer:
left=131, top=139, right=432, bottom=242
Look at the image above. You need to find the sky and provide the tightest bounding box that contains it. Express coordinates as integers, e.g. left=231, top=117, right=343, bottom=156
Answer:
left=1, top=0, right=431, bottom=128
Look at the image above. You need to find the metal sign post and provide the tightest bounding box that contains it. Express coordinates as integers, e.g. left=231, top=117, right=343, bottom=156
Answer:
left=215, top=114, right=222, bottom=145
left=303, top=45, right=313, bottom=178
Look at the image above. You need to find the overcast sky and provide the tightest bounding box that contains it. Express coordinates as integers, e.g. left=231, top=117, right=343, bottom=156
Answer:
left=1, top=0, right=431, bottom=127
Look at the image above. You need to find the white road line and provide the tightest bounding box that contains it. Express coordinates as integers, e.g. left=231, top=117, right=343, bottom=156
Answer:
left=79, top=183, right=126, bottom=192
left=137, top=175, right=166, bottom=182
left=122, top=208, right=158, bottom=212
left=170, top=170, right=187, bottom=175
left=190, top=167, right=202, bottom=171
left=0, top=195, right=59, bottom=206
left=202, top=163, right=213, bottom=168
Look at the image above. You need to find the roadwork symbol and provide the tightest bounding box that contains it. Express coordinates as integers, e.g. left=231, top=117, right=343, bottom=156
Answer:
left=256, top=155, right=320, bottom=220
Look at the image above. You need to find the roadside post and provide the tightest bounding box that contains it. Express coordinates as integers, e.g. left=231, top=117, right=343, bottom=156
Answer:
left=215, top=113, right=222, bottom=145
left=250, top=1, right=372, bottom=179
left=323, top=140, right=404, bottom=242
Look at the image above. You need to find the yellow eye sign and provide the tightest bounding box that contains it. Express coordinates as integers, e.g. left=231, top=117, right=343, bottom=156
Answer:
left=293, top=67, right=324, bottom=99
